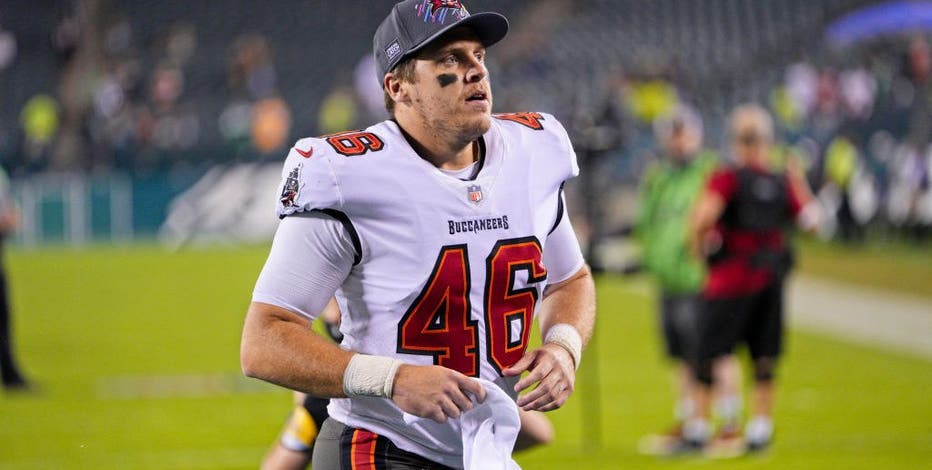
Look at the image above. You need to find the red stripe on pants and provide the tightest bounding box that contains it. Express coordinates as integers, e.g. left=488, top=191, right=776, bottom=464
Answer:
left=350, top=428, right=378, bottom=469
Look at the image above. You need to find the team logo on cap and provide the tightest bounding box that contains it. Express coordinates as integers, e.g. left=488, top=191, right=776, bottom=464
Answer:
left=466, top=184, right=483, bottom=204
left=417, top=0, right=469, bottom=24
left=280, top=163, right=302, bottom=208
left=385, top=40, right=402, bottom=62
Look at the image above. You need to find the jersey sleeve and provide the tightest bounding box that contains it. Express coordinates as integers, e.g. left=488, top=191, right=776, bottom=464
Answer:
left=252, top=212, right=356, bottom=320
left=539, top=112, right=580, bottom=183
left=493, top=112, right=580, bottom=189
left=543, top=203, right=586, bottom=286
left=275, top=138, right=343, bottom=218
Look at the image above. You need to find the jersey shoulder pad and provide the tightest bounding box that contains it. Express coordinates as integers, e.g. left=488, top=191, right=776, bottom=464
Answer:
left=276, top=137, right=342, bottom=218
left=494, top=111, right=579, bottom=182
left=277, top=127, right=393, bottom=217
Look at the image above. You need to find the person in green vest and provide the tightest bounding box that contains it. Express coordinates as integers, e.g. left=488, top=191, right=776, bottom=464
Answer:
left=635, top=106, right=742, bottom=456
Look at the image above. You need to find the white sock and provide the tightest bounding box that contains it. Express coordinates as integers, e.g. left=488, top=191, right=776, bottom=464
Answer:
left=715, top=395, right=743, bottom=427
left=683, top=418, right=711, bottom=443
left=675, top=398, right=694, bottom=423
left=745, top=416, right=773, bottom=444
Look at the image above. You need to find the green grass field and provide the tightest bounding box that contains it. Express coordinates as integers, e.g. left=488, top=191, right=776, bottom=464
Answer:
left=796, top=237, right=932, bottom=300
left=0, top=244, right=929, bottom=469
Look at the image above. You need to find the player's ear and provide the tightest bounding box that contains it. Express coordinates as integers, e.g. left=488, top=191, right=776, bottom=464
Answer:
left=384, top=73, right=410, bottom=105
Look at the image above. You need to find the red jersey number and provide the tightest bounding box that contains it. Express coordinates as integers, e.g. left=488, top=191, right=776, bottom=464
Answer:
left=397, top=245, right=479, bottom=376
left=484, top=238, right=547, bottom=373
left=325, top=131, right=384, bottom=156
left=493, top=112, right=545, bottom=130
left=397, top=239, right=546, bottom=376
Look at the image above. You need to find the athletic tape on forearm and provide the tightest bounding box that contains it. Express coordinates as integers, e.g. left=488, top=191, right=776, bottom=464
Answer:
left=544, top=323, right=583, bottom=370
left=342, top=354, right=403, bottom=398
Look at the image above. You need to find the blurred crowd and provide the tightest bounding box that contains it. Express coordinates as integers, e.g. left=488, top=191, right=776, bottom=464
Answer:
left=7, top=2, right=298, bottom=174
left=578, top=33, right=932, bottom=244
left=771, top=35, right=931, bottom=243
left=0, top=1, right=929, bottom=242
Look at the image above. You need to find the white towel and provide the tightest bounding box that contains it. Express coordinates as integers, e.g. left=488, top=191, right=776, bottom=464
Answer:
left=401, top=378, right=521, bottom=470
left=460, top=378, right=521, bottom=470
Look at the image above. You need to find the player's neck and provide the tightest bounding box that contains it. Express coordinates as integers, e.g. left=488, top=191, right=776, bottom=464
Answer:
left=394, top=119, right=478, bottom=170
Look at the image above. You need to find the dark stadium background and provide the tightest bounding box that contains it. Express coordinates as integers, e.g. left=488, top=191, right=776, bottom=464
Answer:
left=0, top=1, right=929, bottom=469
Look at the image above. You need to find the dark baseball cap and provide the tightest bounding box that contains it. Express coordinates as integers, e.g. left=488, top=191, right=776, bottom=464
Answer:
left=373, top=0, right=509, bottom=85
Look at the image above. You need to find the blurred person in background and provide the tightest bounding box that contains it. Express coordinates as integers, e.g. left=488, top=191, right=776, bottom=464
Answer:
left=316, top=84, right=358, bottom=136
left=0, top=166, right=29, bottom=391
left=241, top=1, right=595, bottom=468
left=18, top=94, right=60, bottom=173
left=140, top=63, right=200, bottom=153
left=634, top=106, right=744, bottom=456
left=354, top=53, right=390, bottom=124
left=220, top=32, right=292, bottom=158
left=905, top=35, right=930, bottom=152
left=823, top=132, right=863, bottom=243
left=687, top=104, right=817, bottom=456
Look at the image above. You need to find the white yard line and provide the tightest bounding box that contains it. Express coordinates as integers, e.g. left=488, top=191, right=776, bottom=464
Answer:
left=0, top=447, right=268, bottom=470
left=786, top=274, right=932, bottom=361
left=614, top=273, right=932, bottom=361
left=96, top=372, right=280, bottom=400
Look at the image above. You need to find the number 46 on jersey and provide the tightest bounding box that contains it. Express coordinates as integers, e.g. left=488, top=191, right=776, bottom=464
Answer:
left=398, top=237, right=547, bottom=377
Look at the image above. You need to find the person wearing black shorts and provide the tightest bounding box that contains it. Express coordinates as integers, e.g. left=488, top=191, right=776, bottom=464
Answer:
left=688, top=104, right=817, bottom=455
left=701, top=281, right=785, bottom=370
left=634, top=107, right=744, bottom=456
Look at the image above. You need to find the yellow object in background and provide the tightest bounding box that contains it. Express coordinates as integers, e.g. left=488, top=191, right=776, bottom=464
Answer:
left=20, top=94, right=59, bottom=143
left=280, top=404, right=318, bottom=452
left=318, top=88, right=358, bottom=135
left=826, top=136, right=857, bottom=189
left=770, top=86, right=801, bottom=131
left=627, top=79, right=677, bottom=125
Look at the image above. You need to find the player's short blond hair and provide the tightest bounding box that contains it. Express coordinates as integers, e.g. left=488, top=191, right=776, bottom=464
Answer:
left=729, top=104, right=773, bottom=144
left=383, top=58, right=417, bottom=117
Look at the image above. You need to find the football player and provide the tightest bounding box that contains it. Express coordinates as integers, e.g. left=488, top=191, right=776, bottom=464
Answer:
left=241, top=1, right=596, bottom=468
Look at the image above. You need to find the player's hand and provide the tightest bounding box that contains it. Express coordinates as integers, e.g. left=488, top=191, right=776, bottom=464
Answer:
left=502, top=344, right=575, bottom=412
left=391, top=364, right=487, bottom=423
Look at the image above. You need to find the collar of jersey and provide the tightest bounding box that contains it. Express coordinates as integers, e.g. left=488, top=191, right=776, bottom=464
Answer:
left=385, top=119, right=505, bottom=208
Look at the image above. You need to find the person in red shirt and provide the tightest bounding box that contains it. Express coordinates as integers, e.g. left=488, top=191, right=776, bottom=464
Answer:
left=685, top=104, right=817, bottom=455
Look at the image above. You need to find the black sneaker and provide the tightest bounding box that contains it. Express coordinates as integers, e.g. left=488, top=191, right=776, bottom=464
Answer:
left=3, top=376, right=34, bottom=392
left=746, top=438, right=771, bottom=453
left=638, top=429, right=704, bottom=457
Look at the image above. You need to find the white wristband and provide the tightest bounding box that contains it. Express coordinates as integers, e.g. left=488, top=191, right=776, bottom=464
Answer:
left=544, top=323, right=583, bottom=370
left=342, top=354, right=403, bottom=398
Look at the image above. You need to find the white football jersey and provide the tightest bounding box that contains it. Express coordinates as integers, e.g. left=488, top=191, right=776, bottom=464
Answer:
left=271, top=112, right=579, bottom=467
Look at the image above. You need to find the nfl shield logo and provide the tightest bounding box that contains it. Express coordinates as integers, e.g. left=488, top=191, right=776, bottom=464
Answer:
left=466, top=184, right=483, bottom=204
